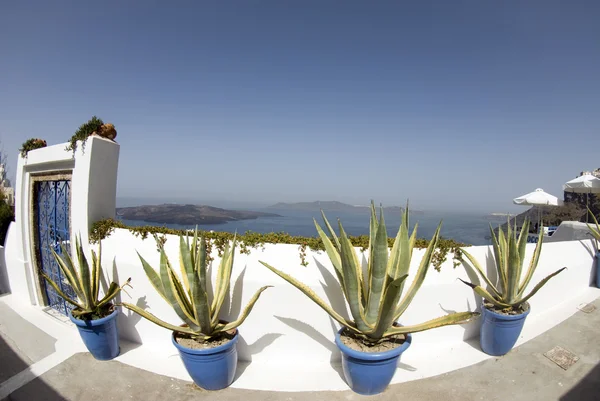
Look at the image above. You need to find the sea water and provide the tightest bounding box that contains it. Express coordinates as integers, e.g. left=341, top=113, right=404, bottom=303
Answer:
left=120, top=209, right=502, bottom=246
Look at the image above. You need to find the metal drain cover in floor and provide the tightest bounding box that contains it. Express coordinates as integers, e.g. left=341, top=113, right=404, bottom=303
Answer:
left=544, top=346, right=579, bottom=370
left=577, top=303, right=596, bottom=313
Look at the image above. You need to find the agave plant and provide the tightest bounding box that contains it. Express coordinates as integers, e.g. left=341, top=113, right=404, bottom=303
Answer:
left=260, top=204, right=478, bottom=343
left=459, top=219, right=566, bottom=310
left=587, top=207, right=600, bottom=246
left=122, top=231, right=270, bottom=340
left=42, top=235, right=131, bottom=319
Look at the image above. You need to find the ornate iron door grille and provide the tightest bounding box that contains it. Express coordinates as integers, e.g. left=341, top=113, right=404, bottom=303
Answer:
left=34, top=179, right=76, bottom=316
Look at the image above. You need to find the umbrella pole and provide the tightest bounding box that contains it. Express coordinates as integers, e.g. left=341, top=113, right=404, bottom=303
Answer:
left=587, top=192, right=590, bottom=223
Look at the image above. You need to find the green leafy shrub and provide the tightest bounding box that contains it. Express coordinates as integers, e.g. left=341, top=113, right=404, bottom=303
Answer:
left=19, top=138, right=47, bottom=157
left=66, top=116, right=104, bottom=153
left=90, top=218, right=469, bottom=271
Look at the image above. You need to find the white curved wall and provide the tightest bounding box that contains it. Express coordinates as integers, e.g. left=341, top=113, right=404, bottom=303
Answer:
left=1, top=137, right=598, bottom=391
left=99, top=228, right=597, bottom=366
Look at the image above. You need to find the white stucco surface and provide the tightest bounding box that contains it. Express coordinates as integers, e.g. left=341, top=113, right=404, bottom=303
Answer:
left=93, top=230, right=598, bottom=390
left=2, top=228, right=598, bottom=391
left=1, top=137, right=598, bottom=391
left=5, top=136, right=119, bottom=307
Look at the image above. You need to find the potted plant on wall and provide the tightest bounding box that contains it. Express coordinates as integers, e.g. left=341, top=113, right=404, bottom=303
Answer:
left=66, top=116, right=117, bottom=153
left=260, top=204, right=478, bottom=395
left=121, top=230, right=270, bottom=390
left=587, top=208, right=600, bottom=287
left=458, top=220, right=566, bottom=356
left=42, top=236, right=131, bottom=360
left=19, top=138, right=47, bottom=157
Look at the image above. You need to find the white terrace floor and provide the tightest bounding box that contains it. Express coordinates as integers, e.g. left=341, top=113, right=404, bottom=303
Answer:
left=1, top=293, right=599, bottom=401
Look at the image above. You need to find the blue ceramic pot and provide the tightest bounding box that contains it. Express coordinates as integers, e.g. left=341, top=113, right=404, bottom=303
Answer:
left=70, top=308, right=120, bottom=360
left=172, top=330, right=239, bottom=391
left=596, top=251, right=600, bottom=287
left=335, top=328, right=412, bottom=395
left=480, top=305, right=530, bottom=356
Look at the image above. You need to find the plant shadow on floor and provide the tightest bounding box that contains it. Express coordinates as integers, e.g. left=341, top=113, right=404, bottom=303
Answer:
left=560, top=361, right=600, bottom=401
left=0, top=336, right=66, bottom=400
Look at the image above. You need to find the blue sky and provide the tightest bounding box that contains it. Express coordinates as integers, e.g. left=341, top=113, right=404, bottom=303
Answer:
left=1, top=1, right=599, bottom=212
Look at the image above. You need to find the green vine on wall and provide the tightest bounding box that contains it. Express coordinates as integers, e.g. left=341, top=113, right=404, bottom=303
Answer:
left=19, top=138, right=47, bottom=157
left=90, top=218, right=470, bottom=271
left=66, top=116, right=104, bottom=153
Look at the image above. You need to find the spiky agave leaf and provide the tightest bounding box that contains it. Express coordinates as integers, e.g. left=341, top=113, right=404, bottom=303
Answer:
left=259, top=261, right=359, bottom=333
left=382, top=311, right=479, bottom=337
left=393, top=221, right=442, bottom=321
left=40, top=272, right=83, bottom=309
left=338, top=222, right=370, bottom=332
left=365, top=206, right=389, bottom=325
left=217, top=286, right=272, bottom=332
left=459, top=219, right=564, bottom=310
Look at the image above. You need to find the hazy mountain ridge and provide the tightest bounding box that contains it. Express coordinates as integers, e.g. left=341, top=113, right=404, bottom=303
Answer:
left=268, top=201, right=424, bottom=214
left=116, top=204, right=281, bottom=225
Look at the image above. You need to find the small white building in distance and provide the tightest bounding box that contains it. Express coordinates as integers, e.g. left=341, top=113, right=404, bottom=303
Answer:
left=0, top=162, right=14, bottom=206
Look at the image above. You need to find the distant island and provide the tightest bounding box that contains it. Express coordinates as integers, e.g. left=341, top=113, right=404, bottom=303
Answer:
left=485, top=213, right=516, bottom=220
left=267, top=201, right=424, bottom=214
left=116, top=204, right=281, bottom=225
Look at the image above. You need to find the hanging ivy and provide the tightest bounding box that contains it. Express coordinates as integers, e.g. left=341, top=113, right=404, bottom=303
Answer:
left=90, top=218, right=470, bottom=271
left=19, top=138, right=47, bottom=157
left=66, top=116, right=104, bottom=153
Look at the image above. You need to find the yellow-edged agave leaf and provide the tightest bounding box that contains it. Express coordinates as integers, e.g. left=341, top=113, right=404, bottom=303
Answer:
left=97, top=282, right=120, bottom=308
left=518, top=267, right=567, bottom=305
left=50, top=248, right=84, bottom=301
left=382, top=311, right=479, bottom=337
left=367, top=201, right=378, bottom=282
left=516, top=220, right=530, bottom=274
left=368, top=275, right=408, bottom=339
left=41, top=273, right=83, bottom=309
left=179, top=235, right=210, bottom=332
left=460, top=249, right=501, bottom=299
left=211, top=240, right=235, bottom=322
left=121, top=302, right=197, bottom=335
left=394, top=222, right=442, bottom=321
left=587, top=207, right=600, bottom=242
left=44, top=236, right=127, bottom=319
left=396, top=206, right=413, bottom=296
left=506, top=230, right=521, bottom=304
left=138, top=252, right=168, bottom=303
left=518, top=229, right=545, bottom=297
left=460, top=218, right=564, bottom=311
left=159, top=246, right=199, bottom=331
left=259, top=261, right=359, bottom=333
left=365, top=207, right=389, bottom=325
left=458, top=279, right=510, bottom=308
left=321, top=210, right=341, bottom=251
left=74, top=236, right=93, bottom=310
left=489, top=225, right=507, bottom=293
left=314, top=219, right=344, bottom=287
left=219, top=286, right=272, bottom=332
left=338, top=222, right=370, bottom=332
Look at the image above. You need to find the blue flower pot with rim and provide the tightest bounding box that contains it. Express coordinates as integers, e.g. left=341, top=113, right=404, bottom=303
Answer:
left=480, top=303, right=530, bottom=356
left=335, top=327, right=412, bottom=395
left=596, top=250, right=600, bottom=287
left=172, top=329, right=239, bottom=391
left=69, top=306, right=120, bottom=361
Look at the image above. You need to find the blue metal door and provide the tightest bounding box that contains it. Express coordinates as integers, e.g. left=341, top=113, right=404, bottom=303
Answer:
left=35, top=179, right=76, bottom=316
